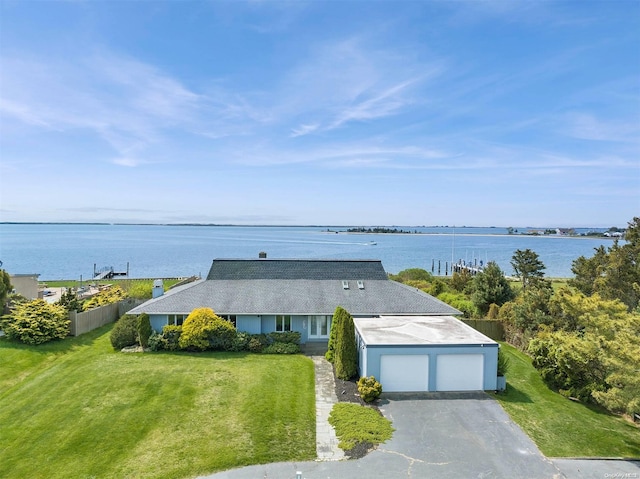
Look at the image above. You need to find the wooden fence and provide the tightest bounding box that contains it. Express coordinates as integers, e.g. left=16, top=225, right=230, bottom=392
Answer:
left=460, top=319, right=505, bottom=341
left=69, top=298, right=144, bottom=336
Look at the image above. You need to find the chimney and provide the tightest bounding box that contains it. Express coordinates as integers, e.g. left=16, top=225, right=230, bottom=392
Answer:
left=152, top=279, right=164, bottom=298
left=259, top=252, right=267, bottom=259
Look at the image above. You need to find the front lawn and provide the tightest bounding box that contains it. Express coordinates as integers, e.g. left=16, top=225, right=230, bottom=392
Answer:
left=494, top=343, right=640, bottom=458
left=0, top=325, right=316, bottom=479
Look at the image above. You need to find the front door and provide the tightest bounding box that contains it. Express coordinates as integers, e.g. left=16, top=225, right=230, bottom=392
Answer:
left=309, top=315, right=330, bottom=338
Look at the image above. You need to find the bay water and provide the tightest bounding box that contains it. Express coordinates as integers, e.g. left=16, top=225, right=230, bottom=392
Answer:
left=0, top=224, right=614, bottom=280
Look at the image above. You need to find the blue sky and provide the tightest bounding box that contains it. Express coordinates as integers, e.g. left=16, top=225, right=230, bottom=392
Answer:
left=1, top=1, right=638, bottom=227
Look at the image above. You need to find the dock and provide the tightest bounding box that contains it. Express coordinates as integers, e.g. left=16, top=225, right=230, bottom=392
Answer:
left=93, top=263, right=129, bottom=280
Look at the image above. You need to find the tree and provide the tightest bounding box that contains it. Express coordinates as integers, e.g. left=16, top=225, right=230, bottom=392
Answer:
left=57, top=288, right=82, bottom=313
left=511, top=249, right=546, bottom=292
left=1, top=299, right=69, bottom=344
left=0, top=269, right=12, bottom=311
left=569, top=217, right=640, bottom=311
left=471, top=262, right=514, bottom=315
left=137, top=313, right=152, bottom=348
left=325, top=306, right=346, bottom=362
left=334, top=307, right=358, bottom=380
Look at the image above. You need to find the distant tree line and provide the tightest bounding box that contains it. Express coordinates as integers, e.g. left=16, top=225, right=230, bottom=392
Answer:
left=346, top=227, right=416, bottom=234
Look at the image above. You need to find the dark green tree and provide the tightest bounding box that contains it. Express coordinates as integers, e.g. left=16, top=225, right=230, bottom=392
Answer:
left=137, top=313, right=152, bottom=348
left=334, top=307, right=358, bottom=380
left=325, top=306, right=347, bottom=362
left=57, top=288, right=82, bottom=312
left=471, top=262, right=514, bottom=315
left=0, top=269, right=12, bottom=311
left=511, top=249, right=546, bottom=292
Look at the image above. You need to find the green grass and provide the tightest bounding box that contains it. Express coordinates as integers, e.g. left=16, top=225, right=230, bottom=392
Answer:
left=0, top=325, right=316, bottom=479
left=494, top=343, right=640, bottom=458
left=328, top=403, right=394, bottom=451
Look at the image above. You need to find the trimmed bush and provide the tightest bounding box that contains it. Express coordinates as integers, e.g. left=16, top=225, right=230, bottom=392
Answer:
left=1, top=299, right=69, bottom=345
left=137, top=313, right=152, bottom=348
left=178, top=308, right=236, bottom=351
left=263, top=342, right=300, bottom=354
left=179, top=308, right=219, bottom=351
left=207, top=318, right=236, bottom=351
left=247, top=337, right=264, bottom=353
left=161, top=325, right=182, bottom=351
left=230, top=331, right=251, bottom=352
left=110, top=314, right=139, bottom=350
left=357, top=376, right=383, bottom=403
left=147, top=331, right=164, bottom=351
left=267, top=331, right=301, bottom=345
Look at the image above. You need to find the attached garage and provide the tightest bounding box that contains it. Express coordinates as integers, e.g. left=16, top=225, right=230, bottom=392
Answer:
left=354, top=316, right=499, bottom=393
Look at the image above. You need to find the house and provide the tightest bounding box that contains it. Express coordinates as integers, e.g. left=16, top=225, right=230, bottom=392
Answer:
left=9, top=274, right=40, bottom=300
left=128, top=257, right=499, bottom=392
left=129, top=257, right=459, bottom=345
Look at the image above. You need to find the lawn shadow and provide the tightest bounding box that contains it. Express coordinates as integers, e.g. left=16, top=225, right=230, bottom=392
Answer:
left=491, top=382, right=534, bottom=404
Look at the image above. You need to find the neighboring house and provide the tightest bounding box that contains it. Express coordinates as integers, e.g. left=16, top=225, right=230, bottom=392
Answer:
left=9, top=274, right=40, bottom=300
left=128, top=258, right=460, bottom=345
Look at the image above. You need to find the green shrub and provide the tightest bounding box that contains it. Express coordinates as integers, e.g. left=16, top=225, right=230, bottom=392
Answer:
left=262, top=342, right=301, bottom=354
left=230, top=331, right=251, bottom=352
left=357, top=376, right=383, bottom=403
left=137, top=313, right=152, bottom=348
left=437, top=291, right=478, bottom=318
left=179, top=308, right=218, bottom=351
left=247, top=337, right=264, bottom=353
left=110, top=314, right=139, bottom=350
left=1, top=299, right=70, bottom=345
left=147, top=331, right=164, bottom=351
left=268, top=331, right=301, bottom=344
left=161, top=325, right=182, bottom=351
left=207, top=318, right=236, bottom=351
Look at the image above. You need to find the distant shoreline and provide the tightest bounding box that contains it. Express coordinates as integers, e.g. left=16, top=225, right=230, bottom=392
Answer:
left=0, top=221, right=618, bottom=231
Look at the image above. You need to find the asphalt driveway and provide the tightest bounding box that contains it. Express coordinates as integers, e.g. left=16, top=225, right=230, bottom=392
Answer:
left=201, top=392, right=638, bottom=479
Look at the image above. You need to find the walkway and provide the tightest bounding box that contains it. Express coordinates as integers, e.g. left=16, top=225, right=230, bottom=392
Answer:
left=311, top=355, right=345, bottom=461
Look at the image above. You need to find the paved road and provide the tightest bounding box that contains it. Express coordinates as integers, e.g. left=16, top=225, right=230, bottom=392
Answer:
left=201, top=392, right=637, bottom=479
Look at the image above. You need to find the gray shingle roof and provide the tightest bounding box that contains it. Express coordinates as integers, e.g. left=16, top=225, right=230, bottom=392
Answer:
left=129, top=278, right=460, bottom=317
left=206, top=259, right=388, bottom=280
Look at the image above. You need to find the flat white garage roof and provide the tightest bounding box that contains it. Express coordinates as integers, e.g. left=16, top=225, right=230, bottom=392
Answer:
left=354, top=316, right=497, bottom=346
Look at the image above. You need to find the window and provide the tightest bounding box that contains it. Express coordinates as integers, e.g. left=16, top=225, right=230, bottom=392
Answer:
left=276, top=315, right=291, bottom=332
left=167, top=314, right=187, bottom=326
left=219, top=314, right=237, bottom=328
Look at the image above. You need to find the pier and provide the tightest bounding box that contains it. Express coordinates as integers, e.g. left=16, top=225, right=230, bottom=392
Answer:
left=93, top=263, right=129, bottom=280
left=431, top=259, right=488, bottom=276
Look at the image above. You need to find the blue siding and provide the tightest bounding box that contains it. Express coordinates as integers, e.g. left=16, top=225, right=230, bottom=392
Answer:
left=237, top=315, right=261, bottom=334
left=150, top=314, right=168, bottom=333
left=359, top=340, right=499, bottom=391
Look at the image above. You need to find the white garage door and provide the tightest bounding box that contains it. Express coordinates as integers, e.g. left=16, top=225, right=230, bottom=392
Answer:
left=380, top=355, right=429, bottom=392
left=436, top=354, right=484, bottom=391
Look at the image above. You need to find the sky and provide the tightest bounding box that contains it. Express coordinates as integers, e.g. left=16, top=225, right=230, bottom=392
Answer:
left=0, top=1, right=639, bottom=227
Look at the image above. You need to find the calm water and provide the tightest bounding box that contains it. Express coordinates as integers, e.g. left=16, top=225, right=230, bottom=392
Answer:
left=0, top=224, right=614, bottom=280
